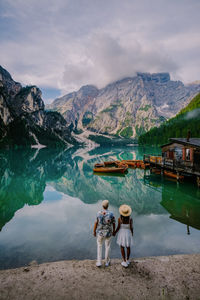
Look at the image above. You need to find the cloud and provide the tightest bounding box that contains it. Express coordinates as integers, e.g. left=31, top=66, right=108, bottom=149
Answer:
left=0, top=0, right=200, bottom=101
left=62, top=33, right=178, bottom=92
left=185, top=108, right=200, bottom=120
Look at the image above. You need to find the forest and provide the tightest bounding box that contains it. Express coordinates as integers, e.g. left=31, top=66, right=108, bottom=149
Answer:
left=138, top=93, right=200, bottom=145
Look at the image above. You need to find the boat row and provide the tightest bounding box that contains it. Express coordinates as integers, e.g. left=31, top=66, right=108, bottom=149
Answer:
left=93, top=160, right=150, bottom=174
left=93, top=159, right=184, bottom=180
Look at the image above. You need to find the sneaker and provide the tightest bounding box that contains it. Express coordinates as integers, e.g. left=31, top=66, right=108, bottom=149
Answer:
left=105, top=260, right=110, bottom=267
left=121, top=261, right=128, bottom=268
left=96, top=262, right=102, bottom=267
left=126, top=260, right=130, bottom=265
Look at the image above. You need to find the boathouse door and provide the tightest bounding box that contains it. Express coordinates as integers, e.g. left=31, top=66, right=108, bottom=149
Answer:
left=169, top=150, right=174, bottom=160
left=194, top=150, right=200, bottom=172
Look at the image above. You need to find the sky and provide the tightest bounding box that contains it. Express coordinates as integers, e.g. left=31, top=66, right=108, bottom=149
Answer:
left=0, top=0, right=200, bottom=103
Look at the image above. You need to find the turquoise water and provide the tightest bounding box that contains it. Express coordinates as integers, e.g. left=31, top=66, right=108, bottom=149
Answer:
left=0, top=146, right=200, bottom=269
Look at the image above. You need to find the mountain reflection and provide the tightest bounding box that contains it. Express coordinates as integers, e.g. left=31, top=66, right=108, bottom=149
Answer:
left=49, top=146, right=165, bottom=214
left=0, top=148, right=73, bottom=231
left=0, top=146, right=200, bottom=233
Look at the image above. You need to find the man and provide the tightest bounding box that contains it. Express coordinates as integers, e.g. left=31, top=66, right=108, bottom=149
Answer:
left=93, top=200, right=115, bottom=267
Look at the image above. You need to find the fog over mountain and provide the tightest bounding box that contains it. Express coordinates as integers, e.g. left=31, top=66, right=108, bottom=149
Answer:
left=0, top=0, right=200, bottom=102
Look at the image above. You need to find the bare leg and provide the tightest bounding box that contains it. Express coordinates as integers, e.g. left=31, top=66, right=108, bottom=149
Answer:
left=127, top=247, right=131, bottom=260
left=120, top=246, right=126, bottom=261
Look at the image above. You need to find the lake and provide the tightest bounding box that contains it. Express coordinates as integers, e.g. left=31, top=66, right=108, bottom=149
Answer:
left=0, top=145, right=200, bottom=270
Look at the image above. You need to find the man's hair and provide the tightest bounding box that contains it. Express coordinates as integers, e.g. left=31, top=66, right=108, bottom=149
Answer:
left=102, top=200, right=109, bottom=209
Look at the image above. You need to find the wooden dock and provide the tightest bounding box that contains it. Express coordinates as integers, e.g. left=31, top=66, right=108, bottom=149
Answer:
left=142, top=137, right=200, bottom=187
left=143, top=154, right=200, bottom=186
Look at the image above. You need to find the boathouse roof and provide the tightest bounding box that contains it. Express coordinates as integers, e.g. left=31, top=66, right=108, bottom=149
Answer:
left=161, top=138, right=200, bottom=148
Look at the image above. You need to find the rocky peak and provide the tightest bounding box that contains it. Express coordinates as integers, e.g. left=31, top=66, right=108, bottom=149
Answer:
left=13, top=85, right=44, bottom=116
left=77, top=85, right=99, bottom=98
left=137, top=72, right=170, bottom=83
left=0, top=65, right=22, bottom=98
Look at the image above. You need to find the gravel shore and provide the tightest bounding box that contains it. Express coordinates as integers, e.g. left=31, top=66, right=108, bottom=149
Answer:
left=0, top=254, right=200, bottom=300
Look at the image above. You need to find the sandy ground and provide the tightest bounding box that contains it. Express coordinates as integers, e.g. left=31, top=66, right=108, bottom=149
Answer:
left=0, top=254, right=200, bottom=300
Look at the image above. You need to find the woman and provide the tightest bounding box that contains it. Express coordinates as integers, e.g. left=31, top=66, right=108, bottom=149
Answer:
left=114, top=204, right=133, bottom=267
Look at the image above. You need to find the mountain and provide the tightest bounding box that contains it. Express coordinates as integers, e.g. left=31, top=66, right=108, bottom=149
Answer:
left=138, top=93, right=200, bottom=145
left=0, top=66, right=77, bottom=148
left=48, top=72, right=200, bottom=138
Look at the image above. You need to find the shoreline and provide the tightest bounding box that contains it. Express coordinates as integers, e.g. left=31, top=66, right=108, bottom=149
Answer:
left=1, top=254, right=200, bottom=299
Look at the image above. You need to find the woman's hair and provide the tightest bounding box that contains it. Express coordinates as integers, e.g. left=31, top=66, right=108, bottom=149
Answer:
left=120, top=215, right=130, bottom=222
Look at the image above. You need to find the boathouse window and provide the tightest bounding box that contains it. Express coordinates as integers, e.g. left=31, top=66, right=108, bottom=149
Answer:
left=174, top=148, right=182, bottom=160
left=186, top=148, right=190, bottom=161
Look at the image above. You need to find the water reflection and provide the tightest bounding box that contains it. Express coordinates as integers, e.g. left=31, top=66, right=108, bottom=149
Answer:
left=0, top=146, right=200, bottom=269
left=161, top=182, right=200, bottom=232
left=0, top=148, right=73, bottom=230
left=49, top=146, right=164, bottom=215
left=144, top=174, right=200, bottom=231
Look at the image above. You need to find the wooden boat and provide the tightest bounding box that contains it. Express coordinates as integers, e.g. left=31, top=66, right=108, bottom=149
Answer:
left=152, top=168, right=161, bottom=175
left=122, top=159, right=143, bottom=163
left=164, top=170, right=184, bottom=180
left=122, top=161, right=137, bottom=168
left=121, top=159, right=149, bottom=169
left=93, top=172, right=126, bottom=177
left=94, top=163, right=104, bottom=168
left=140, top=163, right=146, bottom=169
left=121, top=160, right=143, bottom=167
left=104, top=161, right=120, bottom=166
left=93, top=163, right=128, bottom=174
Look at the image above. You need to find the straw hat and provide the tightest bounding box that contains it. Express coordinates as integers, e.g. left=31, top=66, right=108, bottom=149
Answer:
left=102, top=200, right=109, bottom=208
left=119, top=204, right=132, bottom=217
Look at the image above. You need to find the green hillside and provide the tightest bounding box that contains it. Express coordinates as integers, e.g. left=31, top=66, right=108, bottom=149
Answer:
left=138, top=93, right=200, bottom=145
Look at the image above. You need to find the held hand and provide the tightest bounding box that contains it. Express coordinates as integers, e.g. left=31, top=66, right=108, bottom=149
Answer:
left=113, top=231, right=116, bottom=236
left=93, top=231, right=96, bottom=237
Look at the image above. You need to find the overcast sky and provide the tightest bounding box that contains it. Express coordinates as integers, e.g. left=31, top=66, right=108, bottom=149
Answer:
left=0, top=0, right=200, bottom=103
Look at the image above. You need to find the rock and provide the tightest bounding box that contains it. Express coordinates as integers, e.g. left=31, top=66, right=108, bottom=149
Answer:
left=23, top=267, right=30, bottom=272
left=28, top=260, right=38, bottom=266
left=0, top=66, right=79, bottom=148
left=0, top=66, right=21, bottom=98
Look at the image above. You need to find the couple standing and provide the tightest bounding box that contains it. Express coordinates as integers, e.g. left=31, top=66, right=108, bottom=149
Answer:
left=93, top=200, right=133, bottom=268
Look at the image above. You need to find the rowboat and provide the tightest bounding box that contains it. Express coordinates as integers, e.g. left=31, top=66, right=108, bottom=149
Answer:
left=93, top=163, right=128, bottom=174
left=121, top=160, right=149, bottom=169
left=121, top=160, right=137, bottom=167
left=152, top=168, right=161, bottom=175
left=94, top=161, right=120, bottom=168
left=93, top=172, right=126, bottom=177
left=93, top=166, right=128, bottom=174
left=104, top=161, right=120, bottom=166
left=94, top=163, right=104, bottom=168
left=164, top=170, right=184, bottom=180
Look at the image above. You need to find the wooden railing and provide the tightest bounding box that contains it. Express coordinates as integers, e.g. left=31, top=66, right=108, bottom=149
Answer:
left=143, top=155, right=200, bottom=172
left=143, top=155, right=162, bottom=165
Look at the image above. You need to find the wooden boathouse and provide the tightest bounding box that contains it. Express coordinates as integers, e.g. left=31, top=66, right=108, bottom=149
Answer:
left=144, top=137, right=200, bottom=186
